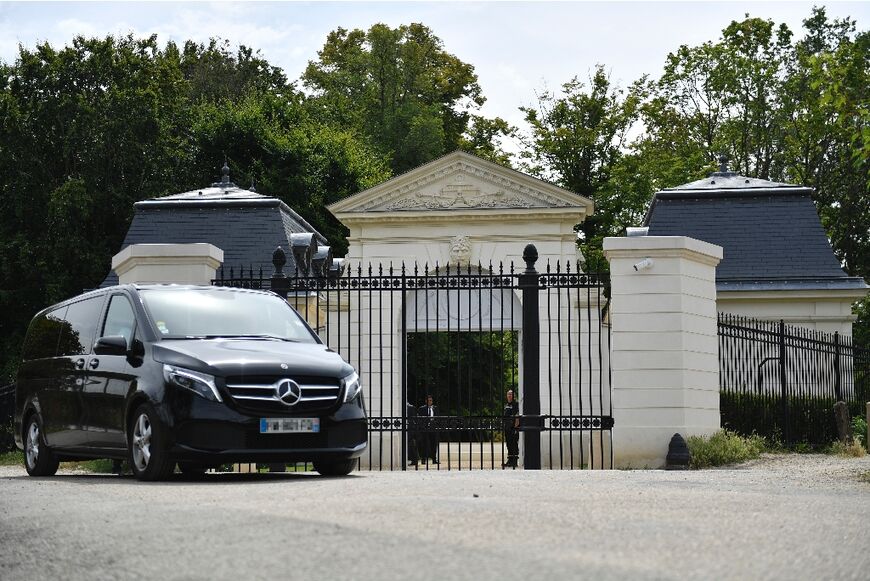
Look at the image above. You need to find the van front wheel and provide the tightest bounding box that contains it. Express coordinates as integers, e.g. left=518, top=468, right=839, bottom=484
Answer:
left=24, top=415, right=59, bottom=477
left=128, top=404, right=174, bottom=481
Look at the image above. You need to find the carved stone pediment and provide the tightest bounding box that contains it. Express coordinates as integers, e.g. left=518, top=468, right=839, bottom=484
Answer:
left=329, top=151, right=593, bottom=217
left=361, top=165, right=569, bottom=212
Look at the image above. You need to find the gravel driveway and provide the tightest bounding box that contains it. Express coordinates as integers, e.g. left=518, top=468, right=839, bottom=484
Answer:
left=1, top=453, right=868, bottom=580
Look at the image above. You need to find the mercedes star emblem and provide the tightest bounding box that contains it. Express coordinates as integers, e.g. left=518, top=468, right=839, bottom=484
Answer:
left=275, top=379, right=302, bottom=406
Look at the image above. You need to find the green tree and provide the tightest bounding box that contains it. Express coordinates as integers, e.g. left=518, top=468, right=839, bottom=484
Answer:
left=184, top=94, right=390, bottom=255
left=644, top=15, right=794, bottom=180
left=407, top=331, right=519, bottom=424
left=303, top=23, right=508, bottom=172
left=459, top=114, right=518, bottom=167
left=178, top=38, right=291, bottom=101
left=0, top=34, right=190, bottom=379
left=520, top=67, right=645, bottom=270
left=0, top=34, right=390, bottom=381
left=642, top=9, right=868, bottom=340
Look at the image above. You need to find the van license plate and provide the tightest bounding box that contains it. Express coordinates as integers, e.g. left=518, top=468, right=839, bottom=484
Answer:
left=259, top=418, right=320, bottom=434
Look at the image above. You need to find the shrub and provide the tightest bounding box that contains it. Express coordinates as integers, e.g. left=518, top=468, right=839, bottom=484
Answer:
left=686, top=430, right=767, bottom=469
left=851, top=416, right=868, bottom=448
left=720, top=391, right=866, bottom=450
left=828, top=440, right=866, bottom=457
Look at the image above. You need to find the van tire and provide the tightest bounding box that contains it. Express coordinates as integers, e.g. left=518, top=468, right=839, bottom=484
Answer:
left=313, top=458, right=356, bottom=477
left=23, top=414, right=59, bottom=477
left=128, top=404, right=174, bottom=481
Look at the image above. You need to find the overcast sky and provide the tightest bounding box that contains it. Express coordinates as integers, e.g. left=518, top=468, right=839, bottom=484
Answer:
left=1, top=1, right=867, bottom=143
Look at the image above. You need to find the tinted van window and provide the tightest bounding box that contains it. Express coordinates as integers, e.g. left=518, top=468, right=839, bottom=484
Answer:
left=59, top=296, right=105, bottom=356
left=21, top=307, right=67, bottom=360
left=101, top=295, right=136, bottom=345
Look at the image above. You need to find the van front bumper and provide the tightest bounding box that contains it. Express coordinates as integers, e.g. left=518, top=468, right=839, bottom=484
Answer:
left=161, top=391, right=368, bottom=464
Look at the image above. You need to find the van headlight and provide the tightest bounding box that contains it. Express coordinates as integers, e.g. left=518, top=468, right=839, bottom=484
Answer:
left=163, top=365, right=222, bottom=402
left=342, top=371, right=361, bottom=403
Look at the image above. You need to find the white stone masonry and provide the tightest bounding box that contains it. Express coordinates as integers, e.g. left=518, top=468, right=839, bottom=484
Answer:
left=111, top=243, right=224, bottom=285
left=604, top=236, right=723, bottom=468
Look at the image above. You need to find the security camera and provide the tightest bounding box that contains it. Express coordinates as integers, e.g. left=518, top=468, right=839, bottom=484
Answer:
left=633, top=258, right=654, bottom=271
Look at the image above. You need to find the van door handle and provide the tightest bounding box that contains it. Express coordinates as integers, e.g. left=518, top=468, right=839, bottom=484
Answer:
left=89, top=358, right=100, bottom=370
left=75, top=358, right=85, bottom=369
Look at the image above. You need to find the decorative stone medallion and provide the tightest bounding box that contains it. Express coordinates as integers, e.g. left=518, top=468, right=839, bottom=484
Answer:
left=449, top=236, right=472, bottom=267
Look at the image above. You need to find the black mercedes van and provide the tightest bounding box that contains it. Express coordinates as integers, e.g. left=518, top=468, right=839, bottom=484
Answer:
left=14, top=285, right=367, bottom=480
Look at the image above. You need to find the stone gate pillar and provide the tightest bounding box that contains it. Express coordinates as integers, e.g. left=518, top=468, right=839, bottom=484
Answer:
left=111, top=243, right=224, bottom=285
left=603, top=236, right=723, bottom=468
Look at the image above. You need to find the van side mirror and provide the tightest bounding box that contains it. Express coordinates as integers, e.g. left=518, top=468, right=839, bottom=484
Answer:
left=94, top=335, right=128, bottom=356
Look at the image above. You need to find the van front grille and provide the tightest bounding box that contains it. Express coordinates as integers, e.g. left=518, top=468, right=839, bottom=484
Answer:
left=224, top=376, right=341, bottom=415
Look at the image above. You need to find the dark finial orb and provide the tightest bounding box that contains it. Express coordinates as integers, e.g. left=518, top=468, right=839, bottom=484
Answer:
left=717, top=153, right=729, bottom=174
left=522, top=243, right=539, bottom=271
left=249, top=179, right=257, bottom=193
left=222, top=160, right=230, bottom=184
left=272, top=246, right=287, bottom=277
left=272, top=246, right=286, bottom=267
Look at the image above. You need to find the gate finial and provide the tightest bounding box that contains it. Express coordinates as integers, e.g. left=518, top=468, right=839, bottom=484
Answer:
left=272, top=246, right=286, bottom=278
left=522, top=244, right=539, bottom=272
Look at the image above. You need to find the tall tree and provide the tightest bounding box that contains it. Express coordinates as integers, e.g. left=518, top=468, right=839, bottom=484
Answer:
left=520, top=67, right=644, bottom=270
left=184, top=94, right=390, bottom=255
left=178, top=38, right=291, bottom=101
left=641, top=9, right=869, bottom=340
left=0, top=35, right=190, bottom=379
left=303, top=23, right=509, bottom=172
left=644, top=15, right=793, bottom=180
left=0, top=34, right=388, bottom=380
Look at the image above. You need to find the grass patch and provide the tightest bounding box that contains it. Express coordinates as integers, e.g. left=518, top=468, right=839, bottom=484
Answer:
left=60, top=459, right=118, bottom=473
left=827, top=440, right=866, bottom=457
left=686, top=430, right=767, bottom=469
left=0, top=450, right=23, bottom=466
left=858, top=471, right=870, bottom=484
left=0, top=451, right=120, bottom=473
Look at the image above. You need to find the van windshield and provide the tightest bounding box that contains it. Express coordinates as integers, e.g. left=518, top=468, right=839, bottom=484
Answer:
left=140, top=288, right=318, bottom=343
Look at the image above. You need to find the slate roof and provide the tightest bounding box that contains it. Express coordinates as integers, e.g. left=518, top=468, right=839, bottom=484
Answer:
left=643, top=169, right=868, bottom=293
left=101, top=182, right=326, bottom=287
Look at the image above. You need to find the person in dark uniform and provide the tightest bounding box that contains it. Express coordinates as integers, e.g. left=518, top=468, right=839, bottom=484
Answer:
left=502, top=389, right=520, bottom=469
left=406, top=402, right=419, bottom=467
left=418, top=394, right=439, bottom=464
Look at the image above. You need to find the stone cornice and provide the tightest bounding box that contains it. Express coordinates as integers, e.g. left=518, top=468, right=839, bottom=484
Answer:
left=341, top=206, right=587, bottom=226
left=347, top=232, right=574, bottom=245
left=603, top=236, right=724, bottom=267
left=717, top=288, right=868, bottom=302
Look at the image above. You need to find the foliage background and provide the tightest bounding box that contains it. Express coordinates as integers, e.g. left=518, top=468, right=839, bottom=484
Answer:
left=0, top=9, right=867, bottom=383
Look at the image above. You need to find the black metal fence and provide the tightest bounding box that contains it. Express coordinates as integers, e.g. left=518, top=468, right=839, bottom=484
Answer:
left=718, top=314, right=869, bottom=447
left=215, top=244, right=612, bottom=470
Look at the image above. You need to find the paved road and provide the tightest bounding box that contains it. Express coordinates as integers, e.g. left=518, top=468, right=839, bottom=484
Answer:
left=1, top=454, right=868, bottom=581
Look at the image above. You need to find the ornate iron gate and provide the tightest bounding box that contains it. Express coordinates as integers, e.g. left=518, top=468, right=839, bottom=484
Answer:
left=215, top=244, right=612, bottom=469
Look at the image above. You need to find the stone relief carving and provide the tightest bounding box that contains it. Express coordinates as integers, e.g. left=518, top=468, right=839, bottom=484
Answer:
left=448, top=236, right=472, bottom=267
left=358, top=161, right=574, bottom=212
left=384, top=184, right=535, bottom=211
